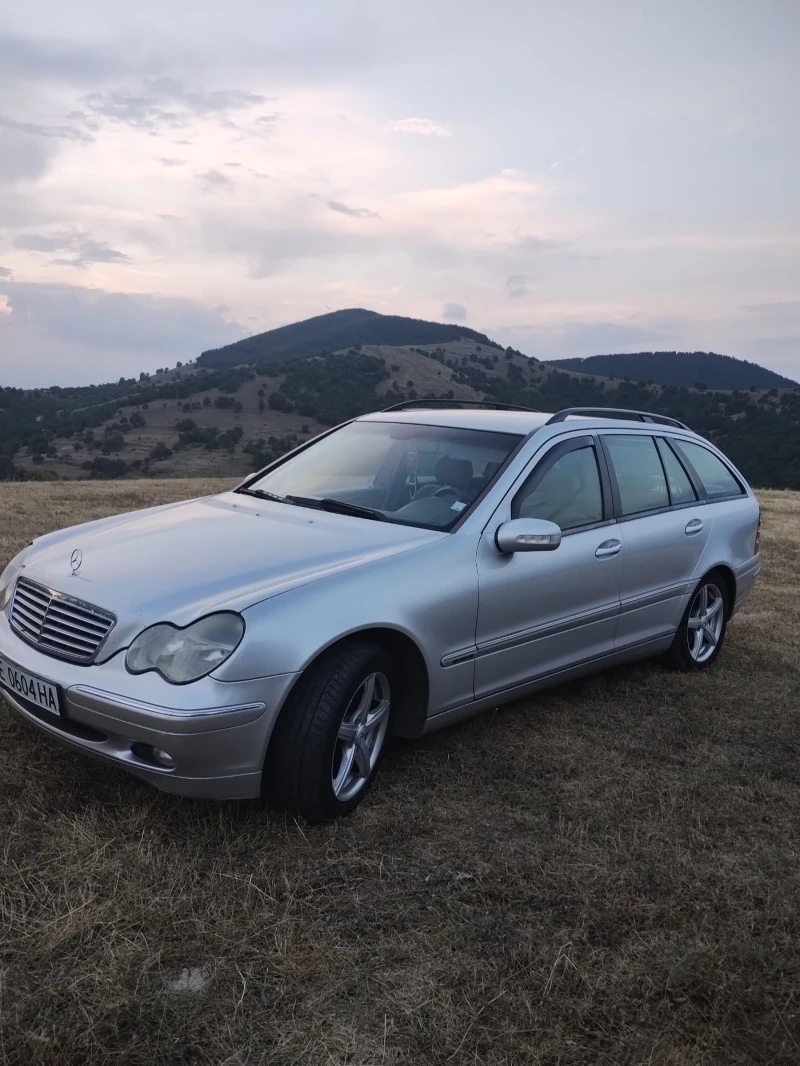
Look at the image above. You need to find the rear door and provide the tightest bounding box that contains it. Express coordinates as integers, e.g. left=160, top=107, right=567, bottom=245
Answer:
left=599, top=432, right=711, bottom=648
left=474, top=435, right=623, bottom=699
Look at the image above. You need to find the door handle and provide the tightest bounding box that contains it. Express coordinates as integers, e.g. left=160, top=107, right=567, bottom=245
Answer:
left=595, top=539, right=622, bottom=558
left=685, top=519, right=704, bottom=535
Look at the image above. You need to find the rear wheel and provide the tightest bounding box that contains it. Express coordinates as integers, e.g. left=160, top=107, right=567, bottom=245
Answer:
left=666, top=573, right=730, bottom=671
left=265, top=642, right=393, bottom=822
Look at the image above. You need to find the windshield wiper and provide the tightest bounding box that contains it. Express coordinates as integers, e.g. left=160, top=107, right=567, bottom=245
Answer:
left=235, top=488, right=288, bottom=503
left=284, top=495, right=387, bottom=522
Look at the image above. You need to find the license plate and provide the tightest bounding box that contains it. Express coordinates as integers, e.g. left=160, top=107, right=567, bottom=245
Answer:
left=0, top=654, right=61, bottom=716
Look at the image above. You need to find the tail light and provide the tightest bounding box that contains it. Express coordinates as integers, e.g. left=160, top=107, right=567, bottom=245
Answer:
left=755, top=507, right=762, bottom=554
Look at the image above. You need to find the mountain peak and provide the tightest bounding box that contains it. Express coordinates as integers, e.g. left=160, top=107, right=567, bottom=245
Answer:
left=198, top=309, right=502, bottom=370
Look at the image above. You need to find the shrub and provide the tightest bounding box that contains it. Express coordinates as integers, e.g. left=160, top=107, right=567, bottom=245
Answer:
left=102, top=433, right=124, bottom=454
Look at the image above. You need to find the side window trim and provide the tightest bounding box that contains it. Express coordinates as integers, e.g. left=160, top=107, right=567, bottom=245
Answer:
left=659, top=436, right=707, bottom=502
left=591, top=433, right=616, bottom=523
left=654, top=435, right=701, bottom=506
left=653, top=436, right=676, bottom=506
left=596, top=434, right=622, bottom=517
left=510, top=435, right=610, bottom=531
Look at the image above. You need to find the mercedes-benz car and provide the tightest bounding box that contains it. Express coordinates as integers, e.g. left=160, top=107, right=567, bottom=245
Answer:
left=0, top=403, right=761, bottom=821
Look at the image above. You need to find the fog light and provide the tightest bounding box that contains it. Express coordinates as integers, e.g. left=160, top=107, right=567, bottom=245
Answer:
left=132, top=742, right=175, bottom=769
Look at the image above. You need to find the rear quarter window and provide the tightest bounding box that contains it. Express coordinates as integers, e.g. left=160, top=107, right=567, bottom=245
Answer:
left=674, top=441, right=744, bottom=498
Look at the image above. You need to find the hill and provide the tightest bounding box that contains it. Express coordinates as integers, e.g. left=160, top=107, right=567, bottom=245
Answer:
left=6, top=339, right=800, bottom=490
left=2, top=309, right=800, bottom=490
left=197, top=309, right=503, bottom=369
left=547, top=351, right=798, bottom=390
left=3, top=339, right=551, bottom=481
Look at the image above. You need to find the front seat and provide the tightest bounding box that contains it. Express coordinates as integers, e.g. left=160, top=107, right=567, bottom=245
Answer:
left=415, top=455, right=474, bottom=500
left=468, top=460, right=500, bottom=496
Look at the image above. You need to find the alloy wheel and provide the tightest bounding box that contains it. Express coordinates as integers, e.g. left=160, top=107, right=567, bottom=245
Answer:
left=687, top=582, right=725, bottom=663
left=331, top=671, right=391, bottom=802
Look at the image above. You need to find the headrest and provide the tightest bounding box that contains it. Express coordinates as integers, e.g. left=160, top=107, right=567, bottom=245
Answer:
left=435, top=454, right=473, bottom=488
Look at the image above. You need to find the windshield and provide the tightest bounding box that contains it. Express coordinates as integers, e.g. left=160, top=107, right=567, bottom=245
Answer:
left=242, top=420, right=522, bottom=530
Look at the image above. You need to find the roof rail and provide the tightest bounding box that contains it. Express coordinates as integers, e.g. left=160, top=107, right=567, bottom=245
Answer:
left=381, top=398, right=541, bottom=413
left=545, top=407, right=689, bottom=430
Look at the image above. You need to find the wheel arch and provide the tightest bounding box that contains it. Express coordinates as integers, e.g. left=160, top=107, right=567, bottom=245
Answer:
left=269, top=626, right=431, bottom=750
left=699, top=563, right=737, bottom=613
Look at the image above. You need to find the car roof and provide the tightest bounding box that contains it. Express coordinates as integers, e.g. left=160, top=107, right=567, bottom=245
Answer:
left=358, top=408, right=697, bottom=438
left=359, top=408, right=552, bottom=435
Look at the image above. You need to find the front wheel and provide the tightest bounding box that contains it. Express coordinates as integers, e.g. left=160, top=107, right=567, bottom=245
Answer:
left=665, top=574, right=730, bottom=671
left=264, top=643, right=393, bottom=822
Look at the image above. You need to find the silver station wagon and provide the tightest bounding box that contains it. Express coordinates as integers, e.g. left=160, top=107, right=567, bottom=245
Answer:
left=0, top=403, right=761, bottom=820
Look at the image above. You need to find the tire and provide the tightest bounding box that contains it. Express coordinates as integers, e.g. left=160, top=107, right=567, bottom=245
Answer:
left=665, top=572, right=730, bottom=672
left=264, top=642, right=394, bottom=822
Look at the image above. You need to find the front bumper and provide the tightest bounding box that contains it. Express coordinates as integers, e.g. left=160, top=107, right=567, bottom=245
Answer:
left=0, top=613, right=299, bottom=800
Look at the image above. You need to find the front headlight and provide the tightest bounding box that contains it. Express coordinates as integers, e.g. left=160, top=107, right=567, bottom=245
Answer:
left=0, top=545, right=32, bottom=612
left=125, top=612, right=245, bottom=685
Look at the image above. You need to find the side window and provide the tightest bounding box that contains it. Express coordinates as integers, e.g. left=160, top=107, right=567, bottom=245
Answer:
left=674, top=441, right=744, bottom=498
left=513, top=445, right=603, bottom=530
left=657, top=438, right=698, bottom=505
left=604, top=435, right=669, bottom=516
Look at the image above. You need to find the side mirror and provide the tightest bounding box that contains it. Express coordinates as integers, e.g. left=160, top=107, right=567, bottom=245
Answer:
left=495, top=518, right=562, bottom=554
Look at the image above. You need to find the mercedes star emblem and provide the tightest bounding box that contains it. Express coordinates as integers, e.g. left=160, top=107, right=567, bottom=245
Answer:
left=70, top=549, right=83, bottom=575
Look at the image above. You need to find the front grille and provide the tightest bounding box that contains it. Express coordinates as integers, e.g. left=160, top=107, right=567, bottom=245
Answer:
left=9, top=577, right=116, bottom=664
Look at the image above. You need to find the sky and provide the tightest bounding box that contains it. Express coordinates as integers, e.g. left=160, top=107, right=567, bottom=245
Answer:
left=0, top=0, right=799, bottom=387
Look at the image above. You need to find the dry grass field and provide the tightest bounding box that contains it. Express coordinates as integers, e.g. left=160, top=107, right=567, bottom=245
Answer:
left=0, top=480, right=798, bottom=1065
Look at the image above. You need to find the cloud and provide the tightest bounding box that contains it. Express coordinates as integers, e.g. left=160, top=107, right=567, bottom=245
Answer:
left=442, top=302, right=467, bottom=321
left=390, top=117, right=452, bottom=137
left=741, top=300, right=800, bottom=323
left=157, top=156, right=186, bottom=167
left=196, top=169, right=234, bottom=190
left=326, top=199, right=379, bottom=219
left=52, top=241, right=132, bottom=270
left=495, top=320, right=671, bottom=361
left=77, top=78, right=267, bottom=133
left=13, top=234, right=67, bottom=253
left=0, top=279, right=245, bottom=385
left=0, top=114, right=90, bottom=142
left=13, top=231, right=132, bottom=269
left=7, top=282, right=240, bottom=352
left=0, top=266, right=12, bottom=279
left=0, top=128, right=53, bottom=183
left=0, top=31, right=121, bottom=85
left=506, top=275, right=530, bottom=300
left=255, top=112, right=281, bottom=128
left=202, top=219, right=376, bottom=278
left=198, top=167, right=559, bottom=284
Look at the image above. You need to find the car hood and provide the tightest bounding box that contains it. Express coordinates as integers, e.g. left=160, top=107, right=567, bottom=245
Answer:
left=21, top=492, right=445, bottom=654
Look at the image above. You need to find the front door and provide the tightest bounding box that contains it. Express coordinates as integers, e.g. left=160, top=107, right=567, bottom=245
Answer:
left=474, top=436, right=623, bottom=700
